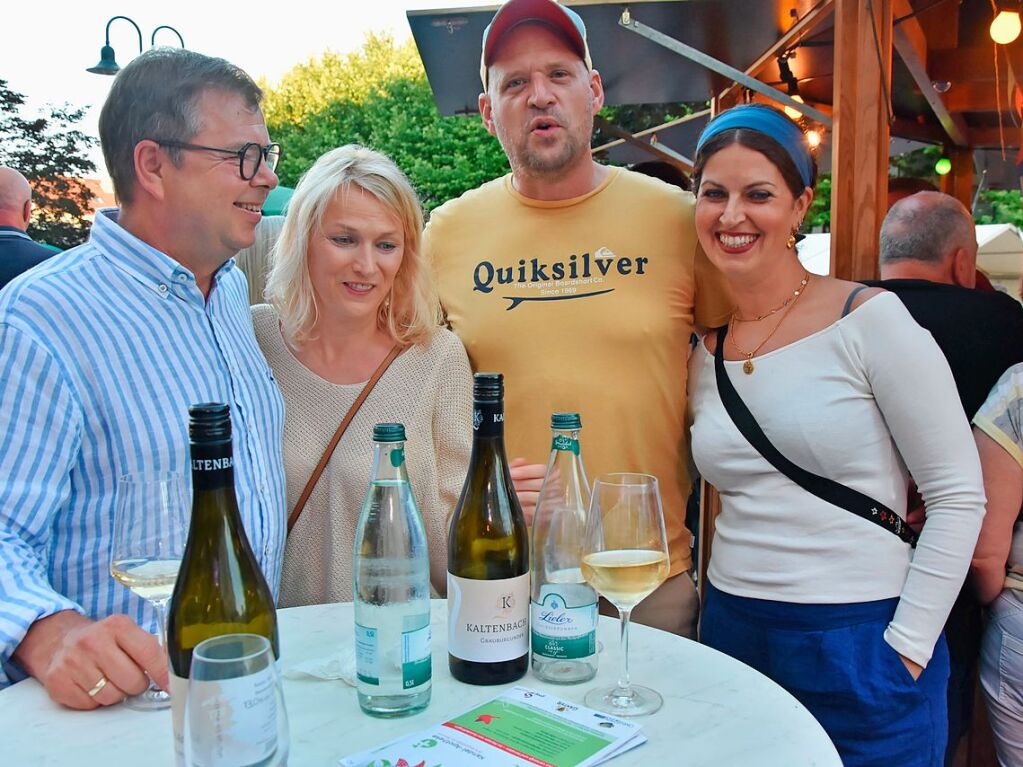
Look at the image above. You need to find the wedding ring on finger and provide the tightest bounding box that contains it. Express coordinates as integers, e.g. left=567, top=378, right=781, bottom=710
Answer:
left=86, top=675, right=109, bottom=698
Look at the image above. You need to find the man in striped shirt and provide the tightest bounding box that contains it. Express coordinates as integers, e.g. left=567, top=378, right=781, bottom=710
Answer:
left=0, top=49, right=286, bottom=708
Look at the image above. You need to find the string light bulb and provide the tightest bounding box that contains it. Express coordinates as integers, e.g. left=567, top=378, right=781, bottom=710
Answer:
left=806, top=129, right=822, bottom=149
left=935, top=156, right=952, bottom=175
left=784, top=95, right=805, bottom=121
left=991, top=2, right=1022, bottom=45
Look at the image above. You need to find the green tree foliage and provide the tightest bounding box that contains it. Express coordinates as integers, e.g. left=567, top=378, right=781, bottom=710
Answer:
left=263, top=34, right=508, bottom=212
left=261, top=34, right=424, bottom=126
left=264, top=35, right=707, bottom=212
left=890, top=144, right=942, bottom=180
left=594, top=101, right=696, bottom=147
left=975, top=189, right=1023, bottom=226
left=804, top=144, right=1023, bottom=231
left=888, top=144, right=1023, bottom=226
left=805, top=174, right=832, bottom=230
left=0, top=79, right=97, bottom=249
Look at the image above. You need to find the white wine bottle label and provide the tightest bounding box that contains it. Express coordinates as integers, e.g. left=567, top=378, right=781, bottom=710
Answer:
left=531, top=591, right=597, bottom=660
left=447, top=572, right=529, bottom=662
left=186, top=665, right=279, bottom=766
left=355, top=620, right=432, bottom=693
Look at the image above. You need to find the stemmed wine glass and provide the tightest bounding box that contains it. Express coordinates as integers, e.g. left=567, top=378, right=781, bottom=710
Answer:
left=580, top=473, right=669, bottom=716
left=110, top=472, right=189, bottom=710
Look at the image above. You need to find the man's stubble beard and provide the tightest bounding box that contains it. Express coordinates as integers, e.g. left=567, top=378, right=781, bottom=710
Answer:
left=494, top=112, right=594, bottom=178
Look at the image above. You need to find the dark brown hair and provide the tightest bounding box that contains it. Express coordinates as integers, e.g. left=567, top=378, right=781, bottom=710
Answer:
left=99, top=48, right=263, bottom=205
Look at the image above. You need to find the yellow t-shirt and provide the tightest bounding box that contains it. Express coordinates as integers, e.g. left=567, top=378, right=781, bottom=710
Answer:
left=424, top=167, right=733, bottom=575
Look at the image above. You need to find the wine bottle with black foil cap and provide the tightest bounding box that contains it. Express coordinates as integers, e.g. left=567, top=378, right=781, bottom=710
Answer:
left=447, top=373, right=529, bottom=685
left=166, top=402, right=279, bottom=766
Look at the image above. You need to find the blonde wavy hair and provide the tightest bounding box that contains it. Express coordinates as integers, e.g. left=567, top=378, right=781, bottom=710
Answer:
left=264, top=145, right=440, bottom=346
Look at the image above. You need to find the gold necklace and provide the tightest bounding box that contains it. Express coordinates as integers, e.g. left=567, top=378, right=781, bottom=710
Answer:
left=732, top=272, right=810, bottom=322
left=728, top=273, right=812, bottom=375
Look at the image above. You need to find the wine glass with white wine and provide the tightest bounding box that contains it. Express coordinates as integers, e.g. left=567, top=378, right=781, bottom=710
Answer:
left=580, top=473, right=669, bottom=716
left=110, top=472, right=189, bottom=710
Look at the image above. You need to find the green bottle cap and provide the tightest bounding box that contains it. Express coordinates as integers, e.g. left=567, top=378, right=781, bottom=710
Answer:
left=551, top=412, right=581, bottom=430
left=373, top=423, right=406, bottom=442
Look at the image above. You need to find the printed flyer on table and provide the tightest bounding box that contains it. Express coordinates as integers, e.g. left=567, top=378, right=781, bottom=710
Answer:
left=339, top=686, right=646, bottom=767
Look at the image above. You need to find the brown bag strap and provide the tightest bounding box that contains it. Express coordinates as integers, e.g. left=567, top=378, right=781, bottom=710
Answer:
left=287, top=344, right=402, bottom=535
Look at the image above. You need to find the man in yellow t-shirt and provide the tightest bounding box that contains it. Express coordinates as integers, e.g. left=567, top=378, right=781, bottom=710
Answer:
left=423, top=0, right=732, bottom=637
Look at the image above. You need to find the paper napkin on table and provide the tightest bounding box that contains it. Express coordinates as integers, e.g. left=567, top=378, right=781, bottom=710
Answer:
left=282, top=645, right=356, bottom=685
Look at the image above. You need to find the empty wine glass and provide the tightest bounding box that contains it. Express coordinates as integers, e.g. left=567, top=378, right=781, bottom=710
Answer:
left=110, top=472, right=189, bottom=710
left=184, top=634, right=289, bottom=767
left=580, top=473, right=669, bottom=716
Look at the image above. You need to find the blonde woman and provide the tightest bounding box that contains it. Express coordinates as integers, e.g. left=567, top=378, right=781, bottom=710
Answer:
left=254, top=145, right=472, bottom=607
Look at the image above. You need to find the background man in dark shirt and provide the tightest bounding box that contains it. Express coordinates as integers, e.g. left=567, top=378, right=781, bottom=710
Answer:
left=868, top=190, right=1023, bottom=765
left=871, top=191, right=1023, bottom=417
left=0, top=167, right=55, bottom=290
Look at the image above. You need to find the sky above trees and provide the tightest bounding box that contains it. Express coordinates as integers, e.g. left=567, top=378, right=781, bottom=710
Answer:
left=3, top=1, right=494, bottom=176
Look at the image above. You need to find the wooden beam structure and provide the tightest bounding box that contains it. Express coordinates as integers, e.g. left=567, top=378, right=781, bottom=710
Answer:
left=716, top=0, right=836, bottom=110
left=591, top=109, right=711, bottom=160
left=618, top=10, right=832, bottom=125
left=891, top=116, right=947, bottom=144
left=929, top=43, right=1023, bottom=89
left=891, top=0, right=969, bottom=146
left=967, top=125, right=1023, bottom=148
left=592, top=116, right=695, bottom=170
left=830, top=0, right=893, bottom=280
left=940, top=145, right=975, bottom=210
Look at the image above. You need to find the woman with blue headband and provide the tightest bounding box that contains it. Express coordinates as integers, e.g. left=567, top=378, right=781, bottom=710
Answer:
left=686, top=104, right=984, bottom=766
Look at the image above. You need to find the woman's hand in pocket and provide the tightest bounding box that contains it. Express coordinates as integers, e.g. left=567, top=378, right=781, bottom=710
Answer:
left=900, top=654, right=923, bottom=681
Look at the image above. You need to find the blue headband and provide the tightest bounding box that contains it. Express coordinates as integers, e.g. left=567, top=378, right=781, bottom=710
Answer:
left=695, top=105, right=814, bottom=189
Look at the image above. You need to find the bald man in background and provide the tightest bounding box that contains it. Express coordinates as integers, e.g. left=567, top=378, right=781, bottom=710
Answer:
left=0, top=167, right=54, bottom=290
left=866, top=190, right=1023, bottom=765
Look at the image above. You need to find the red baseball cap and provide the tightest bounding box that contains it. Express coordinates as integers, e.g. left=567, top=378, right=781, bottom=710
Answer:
left=480, top=0, right=592, bottom=89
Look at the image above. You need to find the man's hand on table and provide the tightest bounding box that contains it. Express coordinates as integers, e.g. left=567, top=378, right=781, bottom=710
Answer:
left=13, top=610, right=168, bottom=709
left=509, top=458, right=547, bottom=525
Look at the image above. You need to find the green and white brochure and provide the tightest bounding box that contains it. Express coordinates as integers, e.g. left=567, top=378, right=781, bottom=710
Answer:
left=339, top=686, right=646, bottom=767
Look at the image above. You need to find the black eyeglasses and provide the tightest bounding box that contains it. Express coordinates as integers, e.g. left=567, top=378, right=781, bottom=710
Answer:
left=152, top=139, right=282, bottom=180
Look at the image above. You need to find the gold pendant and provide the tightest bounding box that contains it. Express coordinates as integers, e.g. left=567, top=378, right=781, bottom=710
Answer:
left=742, top=358, right=755, bottom=375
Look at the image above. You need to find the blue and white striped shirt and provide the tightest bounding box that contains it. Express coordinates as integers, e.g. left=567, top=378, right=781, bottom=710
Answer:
left=0, top=210, right=286, bottom=687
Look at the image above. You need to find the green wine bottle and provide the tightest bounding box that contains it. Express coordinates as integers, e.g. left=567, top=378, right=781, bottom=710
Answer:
left=166, top=403, right=279, bottom=766
left=447, top=373, right=529, bottom=685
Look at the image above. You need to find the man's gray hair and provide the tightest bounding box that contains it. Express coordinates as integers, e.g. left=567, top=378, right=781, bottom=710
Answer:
left=879, top=191, right=975, bottom=265
left=98, top=47, right=263, bottom=205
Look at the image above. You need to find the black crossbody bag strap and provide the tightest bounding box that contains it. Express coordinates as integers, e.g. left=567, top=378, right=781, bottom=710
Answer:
left=713, top=323, right=917, bottom=547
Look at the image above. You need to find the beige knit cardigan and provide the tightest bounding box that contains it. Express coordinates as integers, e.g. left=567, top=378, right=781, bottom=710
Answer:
left=252, top=304, right=473, bottom=607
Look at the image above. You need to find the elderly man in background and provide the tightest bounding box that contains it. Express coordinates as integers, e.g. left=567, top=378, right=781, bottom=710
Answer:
left=0, top=48, right=286, bottom=708
left=0, top=167, right=55, bottom=289
left=867, top=190, right=1023, bottom=764
left=871, top=191, right=1023, bottom=418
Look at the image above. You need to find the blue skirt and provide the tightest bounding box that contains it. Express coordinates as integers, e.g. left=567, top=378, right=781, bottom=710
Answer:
left=702, top=581, right=950, bottom=767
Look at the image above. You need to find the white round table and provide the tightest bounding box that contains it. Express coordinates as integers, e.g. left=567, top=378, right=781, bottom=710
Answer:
left=0, top=600, right=841, bottom=766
